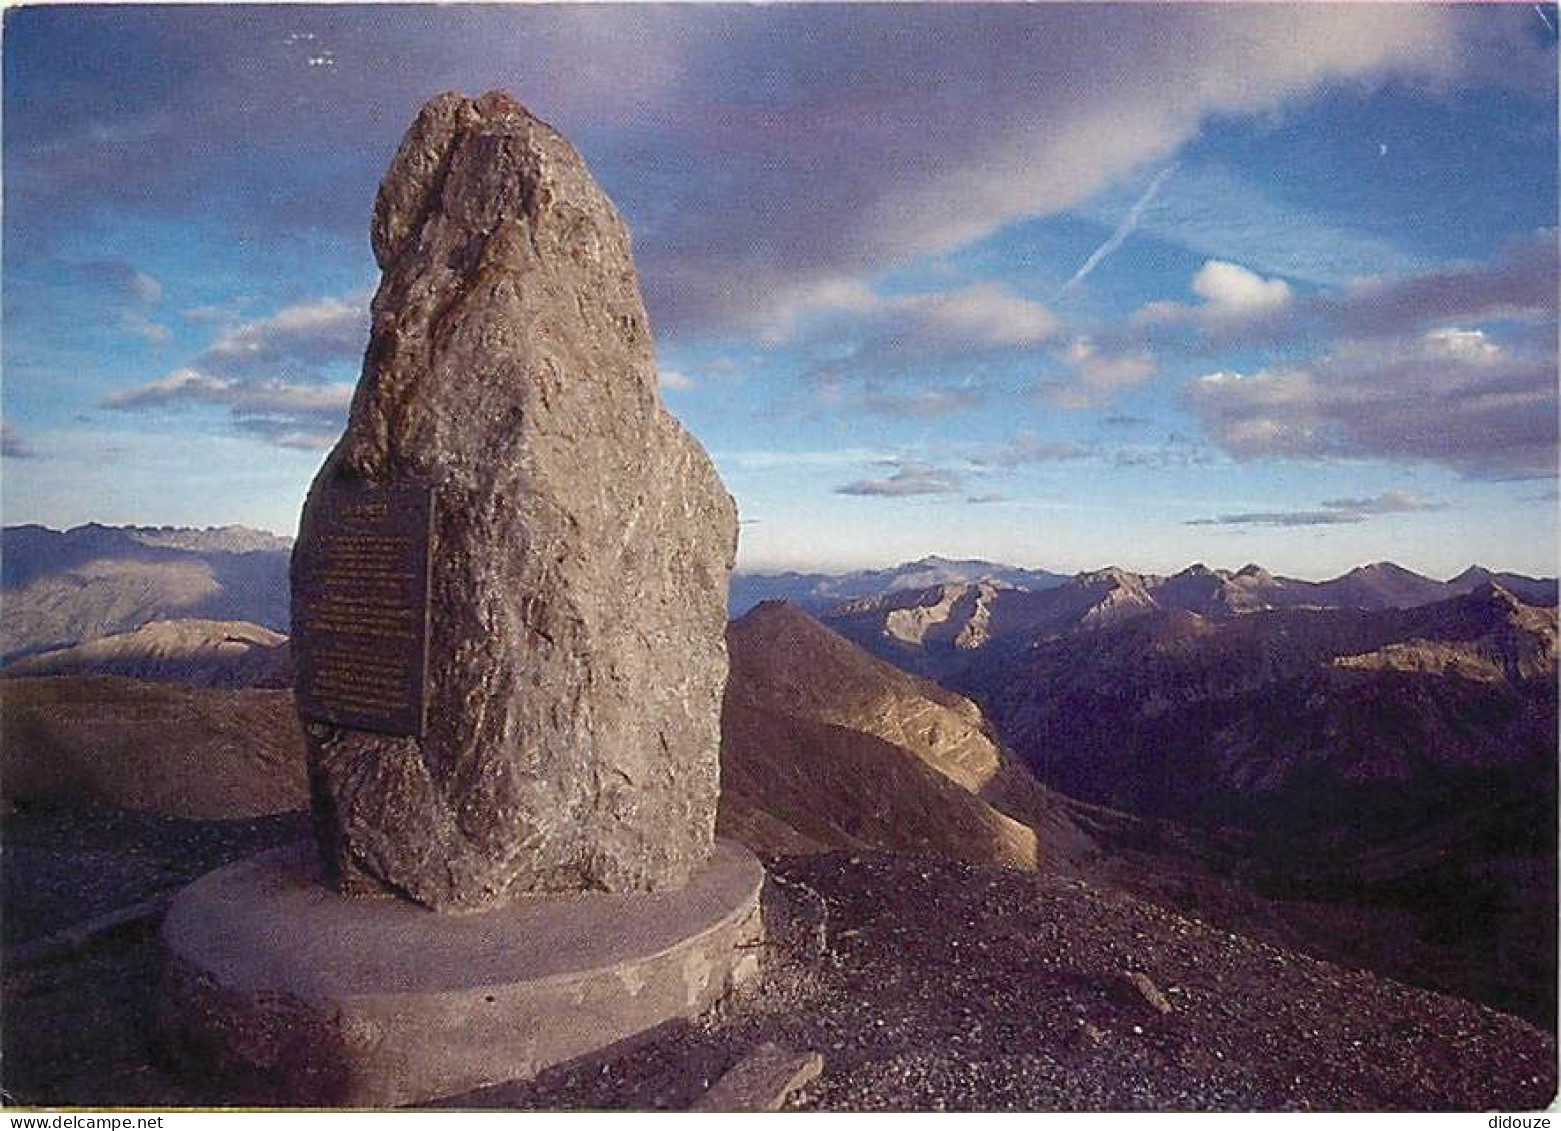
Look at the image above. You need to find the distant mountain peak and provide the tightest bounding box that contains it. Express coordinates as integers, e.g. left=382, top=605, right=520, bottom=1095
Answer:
left=1350, top=560, right=1417, bottom=577
left=1079, top=566, right=1140, bottom=587
left=1449, top=565, right=1492, bottom=584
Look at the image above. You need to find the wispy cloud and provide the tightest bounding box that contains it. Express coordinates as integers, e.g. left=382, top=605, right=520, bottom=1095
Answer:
left=1, top=421, right=40, bottom=460
left=857, top=387, right=985, bottom=419
left=836, top=460, right=963, bottom=498
left=102, top=369, right=353, bottom=415
left=1131, top=259, right=1294, bottom=339
left=1042, top=339, right=1158, bottom=410
left=72, top=259, right=162, bottom=304
left=969, top=432, right=1088, bottom=468
left=1059, top=165, right=1175, bottom=296
left=783, top=281, right=1058, bottom=389
left=199, top=293, right=367, bottom=377
left=713, top=448, right=894, bottom=472
left=94, top=290, right=369, bottom=449
left=1187, top=490, right=1445, bottom=527
left=1130, top=232, right=1556, bottom=353
left=101, top=368, right=354, bottom=450
left=1319, top=490, right=1446, bottom=516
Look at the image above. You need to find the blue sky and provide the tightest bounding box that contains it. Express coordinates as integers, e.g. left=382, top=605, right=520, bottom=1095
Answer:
left=3, top=4, right=1557, bottom=578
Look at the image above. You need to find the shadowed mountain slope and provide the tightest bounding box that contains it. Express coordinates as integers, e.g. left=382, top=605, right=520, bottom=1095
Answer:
left=718, top=601, right=1096, bottom=874
left=1, top=676, right=307, bottom=819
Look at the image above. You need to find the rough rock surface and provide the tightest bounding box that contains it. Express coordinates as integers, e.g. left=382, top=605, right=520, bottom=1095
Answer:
left=293, top=91, right=736, bottom=908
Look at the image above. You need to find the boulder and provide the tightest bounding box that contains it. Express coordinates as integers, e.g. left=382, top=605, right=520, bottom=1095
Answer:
left=293, top=91, right=737, bottom=909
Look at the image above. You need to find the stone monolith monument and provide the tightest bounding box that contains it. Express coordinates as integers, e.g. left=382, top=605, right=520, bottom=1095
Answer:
left=295, top=89, right=736, bottom=907
left=159, top=92, right=761, bottom=1107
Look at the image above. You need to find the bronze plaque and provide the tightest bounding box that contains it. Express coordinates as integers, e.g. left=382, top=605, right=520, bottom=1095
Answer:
left=294, top=480, right=434, bottom=737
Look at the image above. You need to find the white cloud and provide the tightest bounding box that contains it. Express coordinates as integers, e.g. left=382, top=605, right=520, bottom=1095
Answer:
left=121, top=312, right=172, bottom=344
left=201, top=293, right=368, bottom=375
left=1041, top=339, right=1158, bottom=410
left=101, top=368, right=354, bottom=450
left=659, top=369, right=696, bottom=391
left=1192, top=260, right=1293, bottom=317
left=1128, top=260, right=1293, bottom=343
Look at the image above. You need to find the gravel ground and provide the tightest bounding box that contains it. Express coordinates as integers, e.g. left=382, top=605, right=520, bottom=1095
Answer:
left=454, top=852, right=1556, bottom=1112
left=2, top=797, right=310, bottom=946
left=2, top=815, right=1555, bottom=1111
left=1, top=800, right=311, bottom=1106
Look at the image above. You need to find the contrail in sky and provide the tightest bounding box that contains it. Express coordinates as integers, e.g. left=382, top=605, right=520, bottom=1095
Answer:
left=1536, top=5, right=1555, bottom=33
left=1058, top=165, right=1176, bottom=296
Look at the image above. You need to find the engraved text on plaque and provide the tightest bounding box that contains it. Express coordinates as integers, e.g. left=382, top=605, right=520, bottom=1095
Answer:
left=294, top=481, right=434, bottom=736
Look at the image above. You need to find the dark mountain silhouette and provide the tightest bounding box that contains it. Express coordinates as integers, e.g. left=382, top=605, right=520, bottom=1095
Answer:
left=946, top=583, right=1556, bottom=823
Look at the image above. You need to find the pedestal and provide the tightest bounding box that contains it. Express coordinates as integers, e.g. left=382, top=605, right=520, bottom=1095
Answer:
left=159, top=840, right=765, bottom=1107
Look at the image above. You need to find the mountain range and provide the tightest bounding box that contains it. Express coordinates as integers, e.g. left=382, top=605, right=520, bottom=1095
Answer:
left=817, top=573, right=1558, bottom=1026
left=0, top=524, right=292, bottom=661
left=823, top=561, right=1558, bottom=678
left=7, top=523, right=1551, bottom=662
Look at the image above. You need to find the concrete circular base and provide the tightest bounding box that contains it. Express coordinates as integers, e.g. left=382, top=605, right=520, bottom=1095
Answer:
left=159, top=840, right=765, bottom=1107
